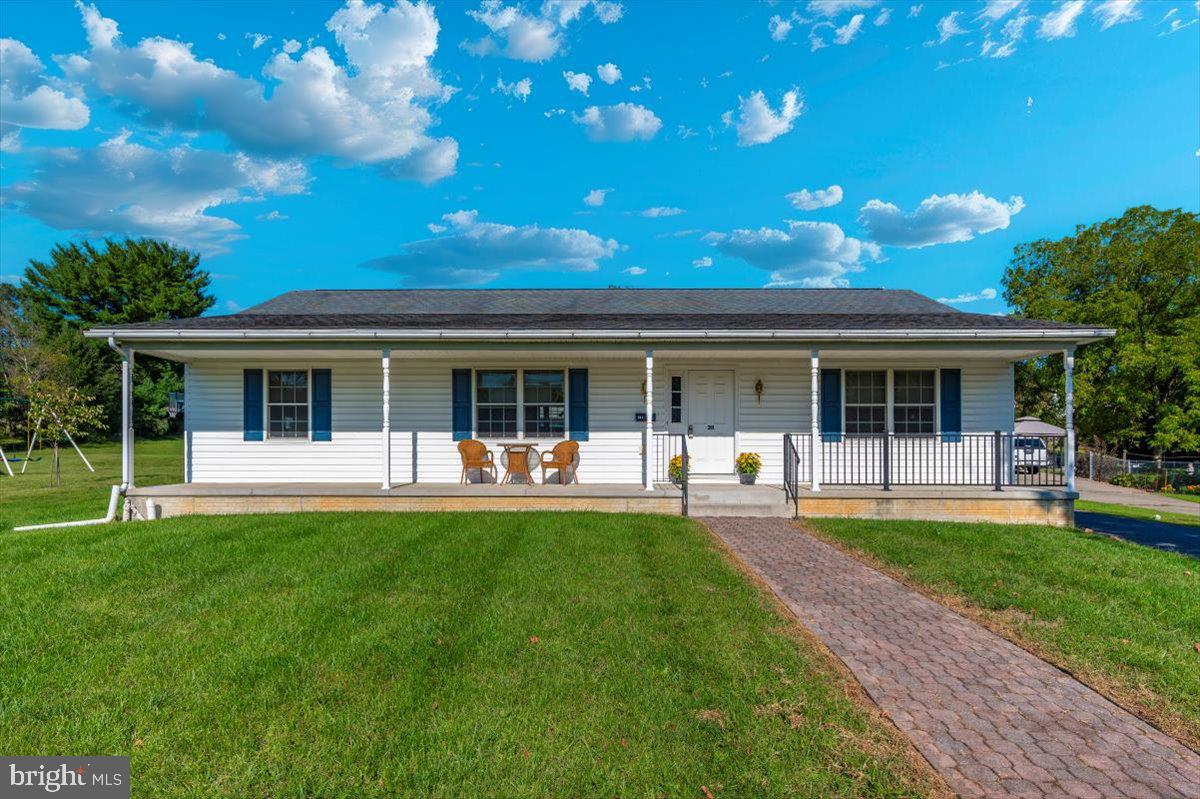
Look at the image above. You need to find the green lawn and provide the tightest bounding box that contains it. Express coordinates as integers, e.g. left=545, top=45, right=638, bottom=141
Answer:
left=1, top=437, right=184, bottom=530
left=1075, top=499, right=1200, bottom=527
left=806, top=517, right=1200, bottom=750
left=1, top=442, right=940, bottom=798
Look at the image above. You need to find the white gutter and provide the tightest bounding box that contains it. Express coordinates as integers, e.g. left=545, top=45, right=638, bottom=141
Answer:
left=13, top=484, right=123, bottom=531
left=86, top=327, right=1115, bottom=342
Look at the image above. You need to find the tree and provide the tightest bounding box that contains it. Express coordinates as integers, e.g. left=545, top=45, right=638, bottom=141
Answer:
left=1003, top=206, right=1200, bottom=457
left=16, top=238, right=213, bottom=437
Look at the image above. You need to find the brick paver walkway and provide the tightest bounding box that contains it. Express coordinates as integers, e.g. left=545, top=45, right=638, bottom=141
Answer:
left=702, top=517, right=1200, bottom=799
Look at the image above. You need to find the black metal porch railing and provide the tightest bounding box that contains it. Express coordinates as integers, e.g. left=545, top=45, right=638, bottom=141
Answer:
left=651, top=432, right=688, bottom=516
left=783, top=432, right=799, bottom=515
left=783, top=432, right=1068, bottom=490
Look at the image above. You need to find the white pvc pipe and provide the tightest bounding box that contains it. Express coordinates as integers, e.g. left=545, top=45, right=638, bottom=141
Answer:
left=13, top=485, right=123, bottom=531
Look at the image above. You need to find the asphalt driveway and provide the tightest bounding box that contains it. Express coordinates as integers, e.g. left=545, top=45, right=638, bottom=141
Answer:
left=1075, top=512, right=1200, bottom=558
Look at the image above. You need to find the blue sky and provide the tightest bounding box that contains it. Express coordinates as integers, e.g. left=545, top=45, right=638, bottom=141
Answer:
left=1, top=0, right=1197, bottom=315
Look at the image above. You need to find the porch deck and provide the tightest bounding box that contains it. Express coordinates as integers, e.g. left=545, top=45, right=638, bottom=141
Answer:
left=124, top=481, right=1075, bottom=525
left=126, top=481, right=684, bottom=518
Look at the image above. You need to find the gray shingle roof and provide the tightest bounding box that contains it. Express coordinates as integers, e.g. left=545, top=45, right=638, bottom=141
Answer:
left=110, top=312, right=1070, bottom=332
left=244, top=288, right=958, bottom=316
left=92, top=288, right=1098, bottom=334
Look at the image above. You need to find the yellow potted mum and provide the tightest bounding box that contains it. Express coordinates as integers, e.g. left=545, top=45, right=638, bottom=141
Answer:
left=735, top=452, right=762, bottom=485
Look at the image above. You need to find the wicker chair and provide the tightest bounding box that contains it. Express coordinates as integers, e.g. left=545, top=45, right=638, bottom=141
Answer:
left=540, top=440, right=580, bottom=485
left=457, top=439, right=497, bottom=484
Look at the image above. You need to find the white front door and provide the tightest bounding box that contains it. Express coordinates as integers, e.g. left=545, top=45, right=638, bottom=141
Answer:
left=686, top=370, right=735, bottom=474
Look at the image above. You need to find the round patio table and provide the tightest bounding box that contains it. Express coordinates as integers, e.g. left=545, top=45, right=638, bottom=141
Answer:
left=498, top=442, right=538, bottom=484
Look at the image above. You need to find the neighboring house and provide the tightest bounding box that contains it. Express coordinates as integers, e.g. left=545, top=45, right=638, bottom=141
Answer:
left=85, top=288, right=1112, bottom=523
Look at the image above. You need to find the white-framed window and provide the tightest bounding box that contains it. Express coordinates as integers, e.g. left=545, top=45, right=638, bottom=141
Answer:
left=523, top=370, right=566, bottom=437
left=472, top=368, right=569, bottom=439
left=267, top=369, right=309, bottom=439
left=844, top=370, right=887, bottom=434
left=892, top=370, right=936, bottom=434
left=476, top=370, right=518, bottom=438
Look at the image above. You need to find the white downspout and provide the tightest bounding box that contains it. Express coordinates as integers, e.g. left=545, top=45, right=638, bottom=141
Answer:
left=13, top=484, right=123, bottom=531
left=106, top=336, right=133, bottom=491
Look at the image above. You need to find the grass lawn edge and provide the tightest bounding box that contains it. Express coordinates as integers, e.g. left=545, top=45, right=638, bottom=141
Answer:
left=695, top=519, right=955, bottom=799
left=1075, top=500, right=1200, bottom=527
left=794, top=519, right=1200, bottom=754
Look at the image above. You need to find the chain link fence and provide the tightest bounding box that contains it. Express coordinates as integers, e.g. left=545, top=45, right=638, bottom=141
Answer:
left=1083, top=449, right=1199, bottom=489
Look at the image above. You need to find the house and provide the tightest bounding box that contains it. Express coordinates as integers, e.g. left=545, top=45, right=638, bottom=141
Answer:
left=85, top=288, right=1112, bottom=523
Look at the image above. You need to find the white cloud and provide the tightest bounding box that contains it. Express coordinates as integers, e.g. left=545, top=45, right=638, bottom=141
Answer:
left=936, top=11, right=969, bottom=42
left=641, top=206, right=684, bottom=217
left=1160, top=15, right=1198, bottom=35
left=874, top=7, right=892, bottom=25
left=246, top=32, right=271, bottom=49
left=257, top=210, right=289, bottom=221
left=361, top=208, right=619, bottom=286
left=563, top=69, right=592, bottom=94
left=724, top=89, right=804, bottom=147
left=858, top=191, right=1025, bottom=249
left=63, top=0, right=458, bottom=184
left=0, top=130, right=20, bottom=152
left=786, top=184, right=844, bottom=210
left=1038, top=0, right=1087, bottom=39
left=978, top=0, right=1023, bottom=22
left=834, top=13, right=866, bottom=43
left=0, top=38, right=89, bottom=131
left=427, top=222, right=447, bottom=232
left=583, top=187, right=610, bottom=206
left=938, top=287, right=998, bottom=304
left=692, top=256, right=713, bottom=268
left=597, top=62, right=621, bottom=83
left=806, top=0, right=879, bottom=17
left=622, top=265, right=646, bottom=275
left=494, top=75, right=532, bottom=101
left=769, top=14, right=794, bottom=40
left=572, top=103, right=662, bottom=141
left=464, top=0, right=620, bottom=62
left=676, top=124, right=697, bottom=138
left=282, top=38, right=302, bottom=54
left=1, top=131, right=307, bottom=254
left=593, top=1, right=623, bottom=23
left=985, top=10, right=1033, bottom=56
left=908, top=4, right=923, bottom=17
left=708, top=220, right=881, bottom=287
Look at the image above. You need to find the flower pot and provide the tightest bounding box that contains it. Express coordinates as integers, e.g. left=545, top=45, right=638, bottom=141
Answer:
left=738, top=473, right=756, bottom=485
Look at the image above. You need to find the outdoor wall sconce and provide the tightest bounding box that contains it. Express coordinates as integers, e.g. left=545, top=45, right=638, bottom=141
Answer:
left=754, top=378, right=764, bottom=403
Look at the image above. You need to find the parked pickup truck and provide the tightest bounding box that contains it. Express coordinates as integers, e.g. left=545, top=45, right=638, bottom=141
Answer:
left=1014, top=437, right=1051, bottom=474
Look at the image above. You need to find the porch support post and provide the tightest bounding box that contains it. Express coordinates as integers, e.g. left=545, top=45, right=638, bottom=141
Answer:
left=381, top=348, right=391, bottom=490
left=810, top=349, right=820, bottom=492
left=1064, top=345, right=1076, bottom=493
left=108, top=337, right=134, bottom=491
left=643, top=349, right=654, bottom=490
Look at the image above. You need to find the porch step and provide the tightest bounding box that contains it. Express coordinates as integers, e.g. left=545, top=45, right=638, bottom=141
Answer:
left=687, top=485, right=794, bottom=518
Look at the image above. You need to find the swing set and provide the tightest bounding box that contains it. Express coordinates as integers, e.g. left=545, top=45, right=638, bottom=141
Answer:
left=0, top=396, right=95, bottom=479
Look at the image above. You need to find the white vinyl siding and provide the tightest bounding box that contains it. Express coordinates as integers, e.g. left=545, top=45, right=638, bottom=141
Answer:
left=184, top=355, right=1015, bottom=487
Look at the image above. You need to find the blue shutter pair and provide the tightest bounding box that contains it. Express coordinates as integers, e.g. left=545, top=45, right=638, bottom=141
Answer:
left=242, top=369, right=331, bottom=441
left=449, top=368, right=589, bottom=441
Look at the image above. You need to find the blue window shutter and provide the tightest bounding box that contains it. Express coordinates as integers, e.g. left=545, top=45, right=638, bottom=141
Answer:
left=941, top=368, right=962, bottom=442
left=820, top=369, right=842, bottom=443
left=569, top=368, right=589, bottom=441
left=312, top=369, right=332, bottom=441
left=243, top=369, right=263, bottom=441
left=451, top=369, right=472, bottom=441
